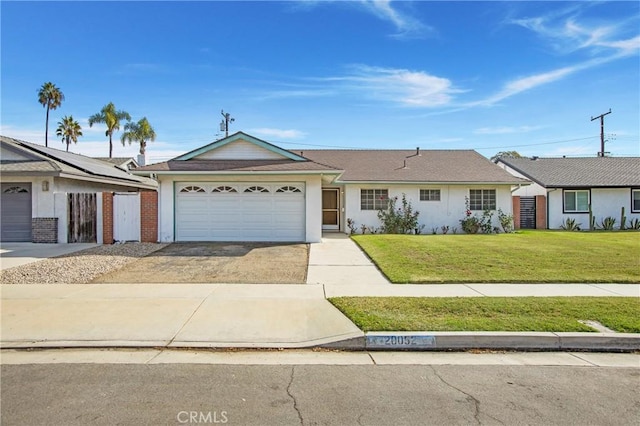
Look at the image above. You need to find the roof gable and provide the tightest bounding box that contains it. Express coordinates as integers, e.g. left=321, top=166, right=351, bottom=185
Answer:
left=497, top=157, right=640, bottom=187
left=1, top=142, right=47, bottom=162
left=174, top=131, right=306, bottom=161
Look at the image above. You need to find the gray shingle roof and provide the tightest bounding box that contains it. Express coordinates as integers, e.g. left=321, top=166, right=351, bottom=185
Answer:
left=498, top=157, right=640, bottom=187
left=296, top=149, right=526, bottom=183
left=1, top=136, right=157, bottom=189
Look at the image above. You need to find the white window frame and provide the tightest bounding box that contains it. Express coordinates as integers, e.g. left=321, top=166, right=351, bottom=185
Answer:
left=632, top=189, right=640, bottom=213
left=469, top=189, right=496, bottom=211
left=420, top=189, right=441, bottom=201
left=360, top=189, right=388, bottom=210
left=563, top=189, right=590, bottom=213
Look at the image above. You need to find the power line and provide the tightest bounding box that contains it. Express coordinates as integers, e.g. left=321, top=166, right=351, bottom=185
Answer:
left=471, top=136, right=598, bottom=151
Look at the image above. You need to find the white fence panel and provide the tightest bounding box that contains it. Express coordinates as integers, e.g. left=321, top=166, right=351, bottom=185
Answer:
left=113, top=192, right=140, bottom=242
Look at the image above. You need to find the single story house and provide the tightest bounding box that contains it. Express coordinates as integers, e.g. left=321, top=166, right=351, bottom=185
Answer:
left=133, top=132, right=527, bottom=243
left=495, top=156, right=640, bottom=229
left=0, top=136, right=157, bottom=243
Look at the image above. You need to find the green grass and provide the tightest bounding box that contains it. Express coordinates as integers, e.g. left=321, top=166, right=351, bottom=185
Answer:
left=352, top=231, right=640, bottom=283
left=329, top=297, right=640, bottom=332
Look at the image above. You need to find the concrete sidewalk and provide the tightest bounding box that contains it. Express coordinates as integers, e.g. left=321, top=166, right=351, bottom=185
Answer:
left=324, top=283, right=640, bottom=297
left=306, top=233, right=389, bottom=285
left=0, top=284, right=363, bottom=349
left=1, top=283, right=638, bottom=351
left=0, top=243, right=97, bottom=270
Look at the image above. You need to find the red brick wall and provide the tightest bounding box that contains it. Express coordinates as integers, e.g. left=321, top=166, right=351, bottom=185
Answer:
left=536, top=195, right=547, bottom=229
left=102, top=192, right=114, bottom=244
left=512, top=196, right=521, bottom=230
left=140, top=191, right=158, bottom=243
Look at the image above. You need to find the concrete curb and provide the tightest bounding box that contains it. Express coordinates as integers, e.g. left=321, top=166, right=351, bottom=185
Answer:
left=321, top=332, right=640, bottom=352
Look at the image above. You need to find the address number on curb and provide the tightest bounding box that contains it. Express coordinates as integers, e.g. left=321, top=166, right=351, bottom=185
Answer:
left=366, top=335, right=436, bottom=349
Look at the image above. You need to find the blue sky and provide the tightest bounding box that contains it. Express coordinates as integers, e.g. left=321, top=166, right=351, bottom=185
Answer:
left=2, top=1, right=638, bottom=163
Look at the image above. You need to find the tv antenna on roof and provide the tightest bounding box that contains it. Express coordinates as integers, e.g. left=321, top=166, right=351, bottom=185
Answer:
left=220, top=110, right=235, bottom=138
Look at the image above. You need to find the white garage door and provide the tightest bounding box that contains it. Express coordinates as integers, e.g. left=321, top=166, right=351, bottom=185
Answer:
left=175, top=182, right=305, bottom=242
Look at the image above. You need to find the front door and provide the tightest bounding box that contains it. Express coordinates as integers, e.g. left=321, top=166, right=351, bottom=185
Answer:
left=322, top=188, right=340, bottom=230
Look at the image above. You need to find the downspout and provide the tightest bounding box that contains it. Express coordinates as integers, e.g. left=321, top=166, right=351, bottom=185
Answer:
left=546, top=188, right=558, bottom=230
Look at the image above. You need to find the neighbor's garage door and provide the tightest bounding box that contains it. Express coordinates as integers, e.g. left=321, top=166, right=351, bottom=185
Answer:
left=1, top=182, right=32, bottom=242
left=175, top=182, right=305, bottom=242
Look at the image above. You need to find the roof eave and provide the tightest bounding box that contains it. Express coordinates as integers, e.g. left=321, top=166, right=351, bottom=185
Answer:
left=335, top=179, right=530, bottom=185
left=133, top=169, right=343, bottom=176
left=57, top=172, right=157, bottom=190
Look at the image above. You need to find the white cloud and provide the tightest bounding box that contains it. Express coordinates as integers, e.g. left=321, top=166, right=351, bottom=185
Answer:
left=358, top=0, right=431, bottom=39
left=332, top=65, right=462, bottom=107
left=470, top=53, right=620, bottom=107
left=474, top=126, right=542, bottom=135
left=249, top=128, right=307, bottom=140
left=293, top=0, right=430, bottom=39
left=511, top=8, right=640, bottom=56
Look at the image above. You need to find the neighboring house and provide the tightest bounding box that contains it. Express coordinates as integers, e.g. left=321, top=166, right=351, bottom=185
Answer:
left=134, top=131, right=527, bottom=243
left=0, top=136, right=157, bottom=243
left=93, top=157, right=139, bottom=170
left=496, top=156, right=640, bottom=229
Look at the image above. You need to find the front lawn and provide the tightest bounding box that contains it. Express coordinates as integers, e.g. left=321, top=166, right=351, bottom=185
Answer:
left=329, top=297, right=640, bottom=332
left=352, top=231, right=640, bottom=283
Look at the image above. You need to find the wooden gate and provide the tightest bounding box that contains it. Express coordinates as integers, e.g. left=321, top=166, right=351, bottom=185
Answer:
left=520, top=196, right=536, bottom=229
left=113, top=192, right=141, bottom=242
left=68, top=193, right=97, bottom=243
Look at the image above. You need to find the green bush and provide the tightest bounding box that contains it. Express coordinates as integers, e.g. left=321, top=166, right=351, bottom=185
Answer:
left=377, top=193, right=420, bottom=234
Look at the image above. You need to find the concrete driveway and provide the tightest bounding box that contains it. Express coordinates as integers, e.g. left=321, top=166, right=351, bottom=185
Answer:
left=0, top=243, right=98, bottom=271
left=91, top=242, right=309, bottom=284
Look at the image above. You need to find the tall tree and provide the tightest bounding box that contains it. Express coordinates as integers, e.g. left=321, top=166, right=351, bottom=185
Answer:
left=121, top=117, right=156, bottom=155
left=55, top=115, right=83, bottom=152
left=88, top=102, right=131, bottom=158
left=491, top=151, right=523, bottom=162
left=37, top=82, right=65, bottom=147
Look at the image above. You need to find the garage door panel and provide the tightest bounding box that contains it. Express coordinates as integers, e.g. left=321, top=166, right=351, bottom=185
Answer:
left=1, top=183, right=32, bottom=242
left=175, top=182, right=305, bottom=242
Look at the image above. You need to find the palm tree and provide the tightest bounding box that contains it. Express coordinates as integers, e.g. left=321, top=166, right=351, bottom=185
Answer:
left=121, top=117, right=156, bottom=155
left=88, top=102, right=131, bottom=158
left=55, top=115, right=83, bottom=152
left=37, top=82, right=65, bottom=147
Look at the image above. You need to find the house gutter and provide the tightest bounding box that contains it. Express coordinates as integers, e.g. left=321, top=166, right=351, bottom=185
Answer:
left=132, top=170, right=343, bottom=177
left=58, top=172, right=158, bottom=190
left=334, top=180, right=530, bottom=186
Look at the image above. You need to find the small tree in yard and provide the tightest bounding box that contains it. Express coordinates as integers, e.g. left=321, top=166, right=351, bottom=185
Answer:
left=377, top=193, right=420, bottom=234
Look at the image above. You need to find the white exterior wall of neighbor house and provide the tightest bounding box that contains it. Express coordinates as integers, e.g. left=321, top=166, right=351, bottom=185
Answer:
left=547, top=187, right=640, bottom=229
left=156, top=174, right=323, bottom=243
left=342, top=183, right=513, bottom=233
left=496, top=163, right=545, bottom=196
left=1, top=175, right=144, bottom=242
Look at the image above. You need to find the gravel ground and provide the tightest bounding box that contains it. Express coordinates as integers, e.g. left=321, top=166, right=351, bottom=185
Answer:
left=0, top=243, right=168, bottom=284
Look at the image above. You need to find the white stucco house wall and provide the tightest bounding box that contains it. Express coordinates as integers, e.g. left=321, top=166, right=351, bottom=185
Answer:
left=496, top=156, right=640, bottom=229
left=0, top=136, right=157, bottom=243
left=134, top=132, right=527, bottom=242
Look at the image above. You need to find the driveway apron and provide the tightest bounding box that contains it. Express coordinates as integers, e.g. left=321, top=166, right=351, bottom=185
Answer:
left=90, top=242, right=308, bottom=284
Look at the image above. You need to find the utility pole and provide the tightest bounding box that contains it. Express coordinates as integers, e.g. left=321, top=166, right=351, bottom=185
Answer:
left=591, top=109, right=611, bottom=157
left=220, top=110, right=235, bottom=138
